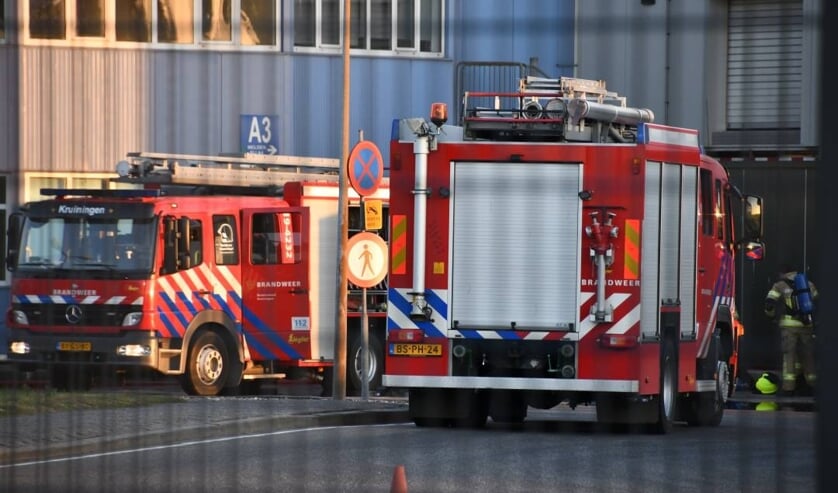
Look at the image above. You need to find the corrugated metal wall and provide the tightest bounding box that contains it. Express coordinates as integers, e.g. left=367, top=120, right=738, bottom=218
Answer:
left=725, top=160, right=817, bottom=376
left=19, top=48, right=151, bottom=172
left=16, top=47, right=458, bottom=170
left=0, top=46, right=19, bottom=173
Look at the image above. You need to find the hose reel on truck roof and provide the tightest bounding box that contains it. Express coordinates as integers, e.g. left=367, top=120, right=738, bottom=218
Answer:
left=462, top=76, right=655, bottom=143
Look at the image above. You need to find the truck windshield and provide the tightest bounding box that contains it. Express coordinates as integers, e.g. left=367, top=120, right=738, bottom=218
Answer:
left=16, top=216, right=156, bottom=275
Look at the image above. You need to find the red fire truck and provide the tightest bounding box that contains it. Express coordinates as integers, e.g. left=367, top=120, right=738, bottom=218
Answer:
left=383, top=77, right=765, bottom=432
left=5, top=152, right=389, bottom=395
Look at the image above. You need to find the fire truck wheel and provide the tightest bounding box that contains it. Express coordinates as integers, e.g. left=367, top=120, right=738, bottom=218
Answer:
left=683, top=362, right=728, bottom=427
left=680, top=328, right=727, bottom=426
left=489, top=390, right=527, bottom=425
left=181, top=331, right=230, bottom=396
left=453, top=390, right=489, bottom=429
left=347, top=332, right=383, bottom=394
left=651, top=336, right=678, bottom=434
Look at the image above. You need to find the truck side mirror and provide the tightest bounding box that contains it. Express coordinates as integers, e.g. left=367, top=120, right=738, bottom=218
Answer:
left=161, top=216, right=178, bottom=275
left=743, top=195, right=763, bottom=240
left=743, top=241, right=765, bottom=261
left=6, top=212, right=23, bottom=272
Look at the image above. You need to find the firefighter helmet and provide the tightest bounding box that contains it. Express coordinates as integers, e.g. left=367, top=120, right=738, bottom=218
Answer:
left=755, top=373, right=778, bottom=395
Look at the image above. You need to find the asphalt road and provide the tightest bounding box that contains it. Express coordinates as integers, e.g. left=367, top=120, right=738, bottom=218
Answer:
left=1, top=405, right=816, bottom=493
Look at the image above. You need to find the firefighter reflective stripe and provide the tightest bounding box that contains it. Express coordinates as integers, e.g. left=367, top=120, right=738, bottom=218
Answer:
left=387, top=288, right=642, bottom=342
left=391, top=215, right=408, bottom=275
left=578, top=292, right=636, bottom=340
left=387, top=288, right=447, bottom=337
left=154, top=265, right=240, bottom=337
left=14, top=295, right=143, bottom=305
left=623, top=219, right=640, bottom=279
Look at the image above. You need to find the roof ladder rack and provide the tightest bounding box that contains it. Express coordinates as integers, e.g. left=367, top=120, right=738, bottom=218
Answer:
left=116, top=152, right=341, bottom=189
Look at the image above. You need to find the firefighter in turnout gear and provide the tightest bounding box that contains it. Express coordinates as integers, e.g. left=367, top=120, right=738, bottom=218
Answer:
left=764, top=265, right=818, bottom=394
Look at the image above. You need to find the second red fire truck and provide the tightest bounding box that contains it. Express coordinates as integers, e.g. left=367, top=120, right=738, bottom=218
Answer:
left=6, top=152, right=389, bottom=395
left=383, top=77, right=765, bottom=432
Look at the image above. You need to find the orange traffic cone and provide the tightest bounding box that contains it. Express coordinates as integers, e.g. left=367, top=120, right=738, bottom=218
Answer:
left=390, top=465, right=408, bottom=493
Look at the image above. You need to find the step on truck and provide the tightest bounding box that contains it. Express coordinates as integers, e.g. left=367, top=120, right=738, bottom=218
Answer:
left=5, top=152, right=389, bottom=395
left=383, top=76, right=766, bottom=432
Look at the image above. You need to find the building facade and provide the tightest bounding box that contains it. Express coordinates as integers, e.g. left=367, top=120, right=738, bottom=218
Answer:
left=0, top=0, right=822, bottom=376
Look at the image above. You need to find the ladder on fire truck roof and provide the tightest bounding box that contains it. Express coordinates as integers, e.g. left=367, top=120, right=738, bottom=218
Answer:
left=519, top=76, right=624, bottom=105
left=114, top=151, right=341, bottom=190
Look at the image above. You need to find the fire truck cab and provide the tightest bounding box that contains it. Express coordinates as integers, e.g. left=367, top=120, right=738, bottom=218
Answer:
left=6, top=152, right=389, bottom=396
left=383, top=77, right=765, bottom=432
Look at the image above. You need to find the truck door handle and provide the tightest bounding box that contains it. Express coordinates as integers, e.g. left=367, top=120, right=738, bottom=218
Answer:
left=290, top=288, right=308, bottom=295
left=698, top=267, right=706, bottom=273
left=196, top=289, right=212, bottom=295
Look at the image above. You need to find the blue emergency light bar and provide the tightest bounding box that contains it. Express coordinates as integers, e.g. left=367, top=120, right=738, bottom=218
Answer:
left=636, top=123, right=699, bottom=149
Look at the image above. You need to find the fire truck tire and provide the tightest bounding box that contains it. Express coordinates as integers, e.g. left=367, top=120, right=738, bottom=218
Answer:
left=683, top=333, right=727, bottom=427
left=181, top=330, right=230, bottom=396
left=452, top=390, right=489, bottom=429
left=489, top=390, right=527, bottom=425
left=347, top=332, right=383, bottom=394
left=651, top=336, right=678, bottom=434
left=598, top=337, right=679, bottom=432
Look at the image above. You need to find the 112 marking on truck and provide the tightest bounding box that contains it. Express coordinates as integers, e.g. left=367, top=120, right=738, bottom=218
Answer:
left=383, top=76, right=765, bottom=432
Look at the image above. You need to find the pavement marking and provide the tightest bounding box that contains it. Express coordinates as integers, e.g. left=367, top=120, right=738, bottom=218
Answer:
left=1, top=423, right=409, bottom=469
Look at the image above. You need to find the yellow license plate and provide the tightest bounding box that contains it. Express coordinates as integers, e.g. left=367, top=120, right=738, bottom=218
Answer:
left=57, top=341, right=92, bottom=352
left=390, top=343, right=442, bottom=357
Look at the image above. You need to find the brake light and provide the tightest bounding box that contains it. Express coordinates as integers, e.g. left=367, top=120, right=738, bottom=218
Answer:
left=389, top=329, right=425, bottom=342
left=598, top=334, right=638, bottom=349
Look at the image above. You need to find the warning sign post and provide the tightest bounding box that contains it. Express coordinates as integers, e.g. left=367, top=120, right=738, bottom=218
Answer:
left=344, top=139, right=388, bottom=400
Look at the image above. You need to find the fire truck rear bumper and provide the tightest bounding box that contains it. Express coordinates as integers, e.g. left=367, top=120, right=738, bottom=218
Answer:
left=5, top=329, right=160, bottom=369
left=382, top=375, right=638, bottom=393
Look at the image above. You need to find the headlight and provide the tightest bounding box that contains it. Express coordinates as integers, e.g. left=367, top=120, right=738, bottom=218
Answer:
left=9, top=341, right=31, bottom=354
left=11, top=310, right=29, bottom=325
left=116, top=345, right=151, bottom=357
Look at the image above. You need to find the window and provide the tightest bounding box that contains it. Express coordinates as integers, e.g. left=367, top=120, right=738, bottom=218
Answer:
left=25, top=173, right=131, bottom=203
left=714, top=179, right=724, bottom=241
left=1, top=0, right=6, bottom=40
left=116, top=0, right=150, bottom=42
left=159, top=215, right=205, bottom=274
left=251, top=212, right=302, bottom=265
left=26, top=0, right=278, bottom=47
left=30, top=0, right=66, bottom=39
left=213, top=215, right=239, bottom=265
left=699, top=169, right=713, bottom=237
left=295, top=0, right=443, bottom=56
left=723, top=194, right=734, bottom=249
left=188, top=219, right=203, bottom=267
left=396, top=0, right=413, bottom=48
left=158, top=0, right=193, bottom=43
left=294, top=0, right=314, bottom=46
left=16, top=215, right=156, bottom=273
left=369, top=0, right=391, bottom=50
left=242, top=0, right=277, bottom=46
left=418, top=0, right=441, bottom=52
left=202, top=0, right=231, bottom=42
left=77, top=0, right=105, bottom=37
